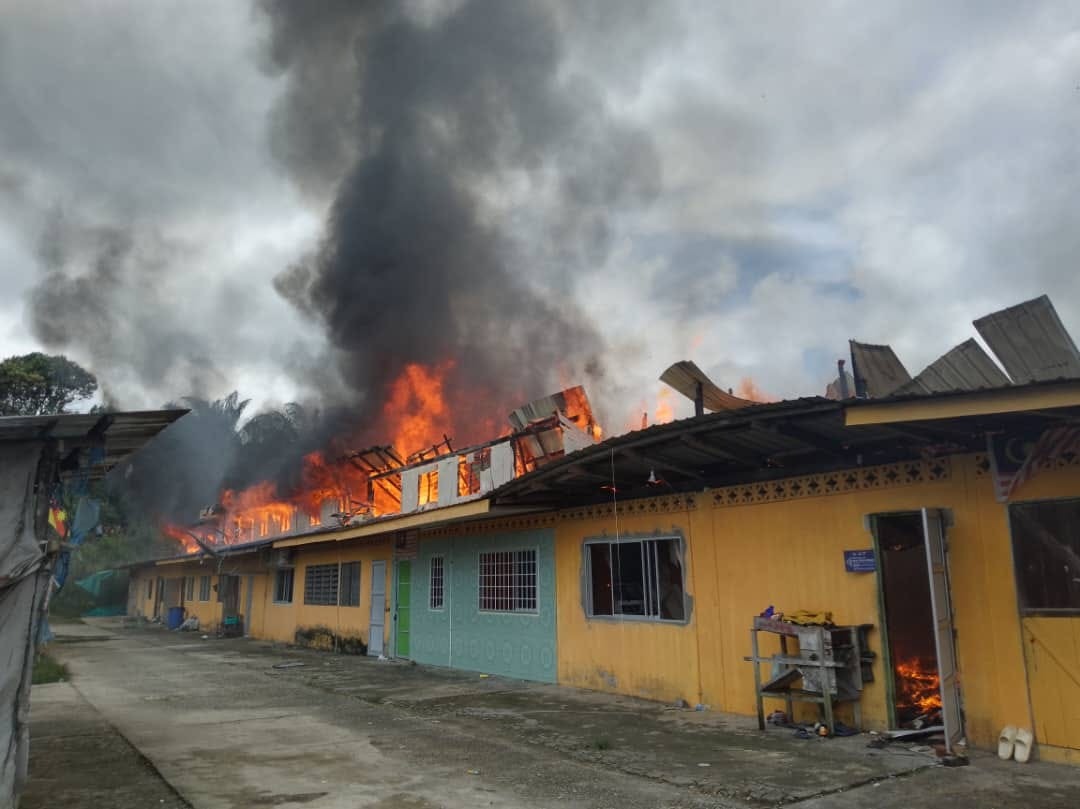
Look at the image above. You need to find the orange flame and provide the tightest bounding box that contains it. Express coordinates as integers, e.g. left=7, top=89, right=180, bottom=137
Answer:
left=382, top=361, right=455, bottom=457
left=735, top=377, right=777, bottom=404
left=894, top=658, right=942, bottom=715
left=625, top=387, right=676, bottom=432
left=158, top=361, right=597, bottom=547
left=162, top=523, right=201, bottom=554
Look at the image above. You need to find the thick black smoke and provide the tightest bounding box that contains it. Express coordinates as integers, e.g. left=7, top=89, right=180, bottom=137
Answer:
left=10, top=1, right=664, bottom=528
left=259, top=0, right=660, bottom=418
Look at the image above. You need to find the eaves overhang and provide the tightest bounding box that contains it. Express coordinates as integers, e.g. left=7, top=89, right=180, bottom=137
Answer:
left=844, top=380, right=1080, bottom=426
left=271, top=498, right=497, bottom=549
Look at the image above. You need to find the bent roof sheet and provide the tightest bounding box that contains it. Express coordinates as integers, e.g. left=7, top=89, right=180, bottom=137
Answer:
left=659, top=360, right=757, bottom=411
left=849, top=341, right=912, bottom=397
left=974, top=294, right=1080, bottom=383
left=897, top=338, right=1011, bottom=395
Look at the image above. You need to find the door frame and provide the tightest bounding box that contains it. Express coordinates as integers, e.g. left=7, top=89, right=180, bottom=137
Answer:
left=868, top=508, right=963, bottom=748
left=368, top=560, right=387, bottom=657
left=392, top=559, right=412, bottom=660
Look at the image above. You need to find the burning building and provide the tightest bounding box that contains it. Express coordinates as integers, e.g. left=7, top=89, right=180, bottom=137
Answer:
left=129, top=296, right=1080, bottom=764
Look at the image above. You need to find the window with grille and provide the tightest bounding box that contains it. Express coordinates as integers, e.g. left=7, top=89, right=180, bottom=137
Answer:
left=184, top=576, right=194, bottom=601
left=198, top=575, right=211, bottom=602
left=304, top=563, right=340, bottom=606
left=430, top=556, right=444, bottom=609
left=478, top=549, right=537, bottom=612
left=274, top=568, right=294, bottom=604
left=586, top=537, right=685, bottom=621
left=339, top=561, right=361, bottom=607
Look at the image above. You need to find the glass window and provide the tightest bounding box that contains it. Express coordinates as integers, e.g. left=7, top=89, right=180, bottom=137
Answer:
left=586, top=537, right=685, bottom=621
left=478, top=549, right=537, bottom=612
left=184, top=576, right=194, bottom=601
left=430, top=556, right=444, bottom=609
left=273, top=568, right=294, bottom=604
left=1010, top=498, right=1080, bottom=613
left=339, top=561, right=361, bottom=607
left=198, top=575, right=211, bottom=602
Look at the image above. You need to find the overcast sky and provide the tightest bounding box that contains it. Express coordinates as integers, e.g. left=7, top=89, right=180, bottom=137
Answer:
left=2, top=1, right=1079, bottom=430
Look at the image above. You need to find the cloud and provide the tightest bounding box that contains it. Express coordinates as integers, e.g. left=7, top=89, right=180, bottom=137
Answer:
left=2, top=0, right=1079, bottom=427
left=0, top=1, right=322, bottom=409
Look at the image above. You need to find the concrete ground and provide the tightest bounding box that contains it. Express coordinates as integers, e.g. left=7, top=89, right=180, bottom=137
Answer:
left=21, top=682, right=189, bottom=809
left=27, top=618, right=1080, bottom=809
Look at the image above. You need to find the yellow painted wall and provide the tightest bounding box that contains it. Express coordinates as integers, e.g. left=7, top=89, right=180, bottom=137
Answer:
left=133, top=558, right=274, bottom=631
left=254, top=538, right=393, bottom=649
left=156, top=561, right=222, bottom=627
left=554, top=455, right=1080, bottom=751
left=554, top=506, right=704, bottom=704
left=1011, top=467, right=1080, bottom=759
left=1022, top=617, right=1080, bottom=755
left=130, top=568, right=157, bottom=617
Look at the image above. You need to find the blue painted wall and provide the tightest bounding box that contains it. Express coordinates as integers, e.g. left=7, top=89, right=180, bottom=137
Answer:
left=409, top=529, right=557, bottom=683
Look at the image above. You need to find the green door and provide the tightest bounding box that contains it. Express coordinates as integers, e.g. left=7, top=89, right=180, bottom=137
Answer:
left=395, top=561, right=411, bottom=658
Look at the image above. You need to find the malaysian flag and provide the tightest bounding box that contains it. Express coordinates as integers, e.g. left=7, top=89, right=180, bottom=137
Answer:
left=988, top=424, right=1080, bottom=502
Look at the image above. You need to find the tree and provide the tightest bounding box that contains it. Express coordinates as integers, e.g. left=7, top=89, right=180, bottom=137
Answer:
left=0, top=352, right=98, bottom=416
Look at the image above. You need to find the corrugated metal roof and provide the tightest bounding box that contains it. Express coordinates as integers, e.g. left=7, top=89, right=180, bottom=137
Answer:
left=493, top=380, right=1080, bottom=507
left=974, top=294, right=1080, bottom=383
left=128, top=535, right=275, bottom=567
left=659, top=360, right=756, bottom=411
left=491, top=397, right=857, bottom=503
left=849, top=341, right=912, bottom=398
left=0, top=409, right=187, bottom=474
left=896, top=338, right=1011, bottom=395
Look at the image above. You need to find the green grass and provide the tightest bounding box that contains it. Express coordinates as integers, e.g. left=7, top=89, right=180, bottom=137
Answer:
left=32, top=652, right=69, bottom=684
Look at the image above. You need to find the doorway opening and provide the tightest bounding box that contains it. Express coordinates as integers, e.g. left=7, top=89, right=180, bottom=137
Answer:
left=875, top=513, right=941, bottom=727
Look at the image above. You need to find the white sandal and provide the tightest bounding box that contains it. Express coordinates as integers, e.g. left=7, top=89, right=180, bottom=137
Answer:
left=1013, top=728, right=1033, bottom=763
left=998, top=725, right=1018, bottom=760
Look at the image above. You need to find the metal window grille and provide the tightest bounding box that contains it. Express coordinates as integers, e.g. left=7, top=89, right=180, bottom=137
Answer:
left=339, top=562, right=361, bottom=607
left=274, top=568, right=294, bottom=604
left=586, top=537, right=685, bottom=621
left=430, top=556, right=444, bottom=609
left=478, top=549, right=537, bottom=612
left=198, top=575, right=211, bottom=602
left=184, top=576, right=194, bottom=601
left=304, top=563, right=339, bottom=606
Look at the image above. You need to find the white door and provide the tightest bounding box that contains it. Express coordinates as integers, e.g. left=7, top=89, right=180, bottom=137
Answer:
left=922, top=508, right=963, bottom=752
left=369, top=560, right=386, bottom=657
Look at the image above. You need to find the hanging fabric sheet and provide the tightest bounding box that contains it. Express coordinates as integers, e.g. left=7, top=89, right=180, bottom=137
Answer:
left=0, top=440, right=48, bottom=809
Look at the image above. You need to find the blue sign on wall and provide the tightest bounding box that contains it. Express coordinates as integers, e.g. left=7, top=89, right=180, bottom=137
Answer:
left=844, top=549, right=877, bottom=573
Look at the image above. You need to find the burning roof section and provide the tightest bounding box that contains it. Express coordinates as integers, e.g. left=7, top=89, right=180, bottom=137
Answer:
left=499, top=293, right=1080, bottom=509
left=163, top=294, right=1079, bottom=554
left=167, top=387, right=598, bottom=553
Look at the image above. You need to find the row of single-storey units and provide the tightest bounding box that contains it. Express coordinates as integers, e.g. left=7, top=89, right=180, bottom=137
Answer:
left=129, top=385, right=1080, bottom=763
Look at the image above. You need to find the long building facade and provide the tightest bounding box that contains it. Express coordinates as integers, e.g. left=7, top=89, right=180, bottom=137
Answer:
left=130, top=382, right=1080, bottom=764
